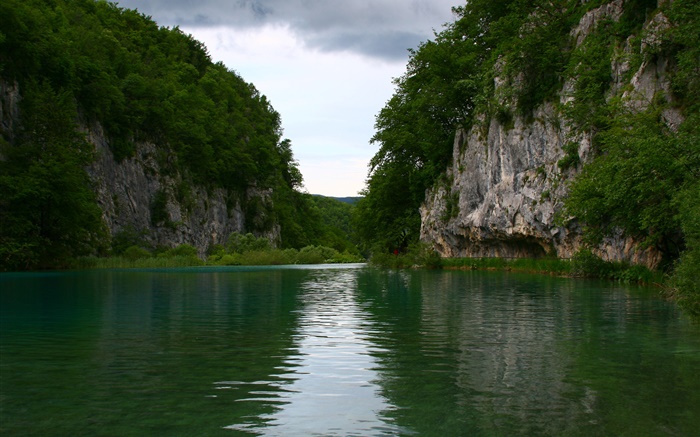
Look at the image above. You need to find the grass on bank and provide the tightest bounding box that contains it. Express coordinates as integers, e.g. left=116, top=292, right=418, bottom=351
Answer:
left=73, top=234, right=695, bottom=317
left=371, top=246, right=700, bottom=321
left=75, top=236, right=664, bottom=287
left=441, top=249, right=665, bottom=284
left=371, top=244, right=665, bottom=285
left=207, top=245, right=363, bottom=266
left=73, top=239, right=365, bottom=270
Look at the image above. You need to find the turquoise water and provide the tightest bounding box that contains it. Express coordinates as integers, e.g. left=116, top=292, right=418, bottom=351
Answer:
left=1, top=265, right=699, bottom=436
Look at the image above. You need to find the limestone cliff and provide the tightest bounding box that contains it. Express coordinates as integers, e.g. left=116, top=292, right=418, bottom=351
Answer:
left=1, top=80, right=279, bottom=256
left=420, top=2, right=679, bottom=268
left=85, top=123, right=279, bottom=255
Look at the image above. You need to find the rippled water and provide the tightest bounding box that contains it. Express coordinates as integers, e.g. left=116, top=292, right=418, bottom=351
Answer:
left=224, top=267, right=403, bottom=436
left=1, top=265, right=699, bottom=436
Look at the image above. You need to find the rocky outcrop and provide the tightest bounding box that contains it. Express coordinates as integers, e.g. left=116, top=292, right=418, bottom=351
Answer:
left=85, top=123, right=279, bottom=256
left=0, top=81, right=20, bottom=144
left=420, top=5, right=678, bottom=268
left=0, top=79, right=278, bottom=256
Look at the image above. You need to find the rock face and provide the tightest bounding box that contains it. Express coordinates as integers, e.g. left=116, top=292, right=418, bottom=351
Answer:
left=0, top=82, right=19, bottom=140
left=420, top=4, right=678, bottom=268
left=1, top=79, right=278, bottom=256
left=85, top=123, right=279, bottom=256
left=420, top=104, right=582, bottom=260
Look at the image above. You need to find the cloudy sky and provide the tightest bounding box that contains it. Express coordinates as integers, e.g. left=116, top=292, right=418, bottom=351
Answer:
left=115, top=0, right=460, bottom=197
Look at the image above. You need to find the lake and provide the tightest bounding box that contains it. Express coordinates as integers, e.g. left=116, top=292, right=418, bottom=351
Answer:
left=1, top=264, right=699, bottom=436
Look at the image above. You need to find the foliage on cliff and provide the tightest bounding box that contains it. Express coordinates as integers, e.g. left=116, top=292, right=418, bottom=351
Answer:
left=356, top=0, right=661, bottom=251
left=1, top=0, right=287, bottom=187
left=561, top=0, right=700, bottom=314
left=0, top=0, right=356, bottom=270
left=0, top=82, right=109, bottom=269
left=356, top=0, right=699, bottom=309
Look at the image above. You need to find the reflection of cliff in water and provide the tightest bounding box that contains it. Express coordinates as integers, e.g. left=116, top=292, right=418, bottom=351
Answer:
left=1, top=267, right=698, bottom=435
left=92, top=269, right=304, bottom=431
left=418, top=271, right=584, bottom=433
left=356, top=269, right=693, bottom=435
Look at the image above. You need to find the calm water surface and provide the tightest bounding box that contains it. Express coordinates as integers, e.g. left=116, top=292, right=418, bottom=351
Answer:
left=1, top=265, right=699, bottom=436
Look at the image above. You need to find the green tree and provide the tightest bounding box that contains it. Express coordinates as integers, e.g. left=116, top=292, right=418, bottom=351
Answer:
left=562, top=0, right=700, bottom=272
left=0, top=82, right=107, bottom=270
left=355, top=0, right=517, bottom=252
left=671, top=180, right=700, bottom=316
left=1, top=0, right=327, bottom=267
left=563, top=109, right=693, bottom=260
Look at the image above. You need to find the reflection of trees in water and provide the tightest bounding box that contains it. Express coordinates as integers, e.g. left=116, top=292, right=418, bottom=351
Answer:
left=93, top=269, right=304, bottom=432
left=419, top=272, right=583, bottom=434
left=356, top=269, right=700, bottom=436
left=2, top=268, right=698, bottom=435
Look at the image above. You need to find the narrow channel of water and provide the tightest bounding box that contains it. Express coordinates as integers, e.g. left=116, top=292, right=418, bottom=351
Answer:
left=1, top=265, right=699, bottom=435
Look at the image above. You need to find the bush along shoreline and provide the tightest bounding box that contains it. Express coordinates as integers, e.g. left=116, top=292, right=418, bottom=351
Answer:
left=73, top=236, right=693, bottom=318
left=73, top=232, right=364, bottom=269
left=441, top=250, right=665, bottom=284
left=372, top=244, right=664, bottom=284
left=368, top=244, right=697, bottom=313
left=68, top=236, right=663, bottom=280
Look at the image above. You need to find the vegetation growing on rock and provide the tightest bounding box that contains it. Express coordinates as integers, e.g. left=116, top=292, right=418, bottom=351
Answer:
left=355, top=0, right=700, bottom=313
left=0, top=0, right=359, bottom=270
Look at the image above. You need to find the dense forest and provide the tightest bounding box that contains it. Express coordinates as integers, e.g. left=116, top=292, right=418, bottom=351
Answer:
left=1, top=0, right=698, bottom=313
left=0, top=0, right=359, bottom=270
left=354, top=0, right=699, bottom=311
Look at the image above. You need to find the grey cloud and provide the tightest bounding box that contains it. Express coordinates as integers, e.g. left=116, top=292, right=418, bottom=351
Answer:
left=115, top=0, right=458, bottom=59
left=308, top=30, right=426, bottom=60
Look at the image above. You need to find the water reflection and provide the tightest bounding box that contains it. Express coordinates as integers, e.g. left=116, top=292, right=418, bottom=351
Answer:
left=2, top=267, right=699, bottom=436
left=226, top=267, right=407, bottom=436
left=0, top=269, right=305, bottom=435
left=355, top=269, right=700, bottom=436
left=417, top=272, right=583, bottom=433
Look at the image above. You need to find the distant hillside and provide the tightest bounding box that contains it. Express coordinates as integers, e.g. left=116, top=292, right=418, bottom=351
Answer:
left=308, top=195, right=361, bottom=254
left=313, top=195, right=363, bottom=205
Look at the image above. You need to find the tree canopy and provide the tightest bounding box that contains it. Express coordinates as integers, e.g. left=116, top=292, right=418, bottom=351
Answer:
left=355, top=0, right=699, bottom=310
left=355, top=0, right=696, bottom=256
left=0, top=0, right=359, bottom=269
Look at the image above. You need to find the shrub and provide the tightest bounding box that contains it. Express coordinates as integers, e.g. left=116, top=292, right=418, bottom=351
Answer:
left=204, top=244, right=361, bottom=266
left=207, top=244, right=225, bottom=257
left=571, top=249, right=606, bottom=277
left=618, top=264, right=656, bottom=284
left=226, top=232, right=271, bottom=254
left=370, top=243, right=441, bottom=268
left=671, top=247, right=700, bottom=316
left=112, top=226, right=149, bottom=255
left=297, top=246, right=338, bottom=264
left=328, top=251, right=365, bottom=264
left=217, top=254, right=242, bottom=265
left=242, top=250, right=293, bottom=265
left=557, top=142, right=580, bottom=170
left=165, top=244, right=199, bottom=257
left=150, top=190, right=170, bottom=226
left=122, top=245, right=151, bottom=260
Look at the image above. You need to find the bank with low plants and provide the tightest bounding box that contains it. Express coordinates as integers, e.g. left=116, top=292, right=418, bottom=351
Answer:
left=371, top=244, right=665, bottom=285
left=74, top=233, right=364, bottom=269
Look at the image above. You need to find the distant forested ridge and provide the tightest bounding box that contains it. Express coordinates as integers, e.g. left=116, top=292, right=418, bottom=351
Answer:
left=355, top=0, right=699, bottom=312
left=323, top=196, right=362, bottom=205
left=0, top=0, right=358, bottom=270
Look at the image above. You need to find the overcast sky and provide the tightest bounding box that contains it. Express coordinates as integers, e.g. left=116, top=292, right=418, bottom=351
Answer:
left=115, top=0, right=460, bottom=197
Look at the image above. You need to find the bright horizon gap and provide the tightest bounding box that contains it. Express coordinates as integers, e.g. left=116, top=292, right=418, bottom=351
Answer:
left=109, top=0, right=460, bottom=197
left=179, top=24, right=409, bottom=198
